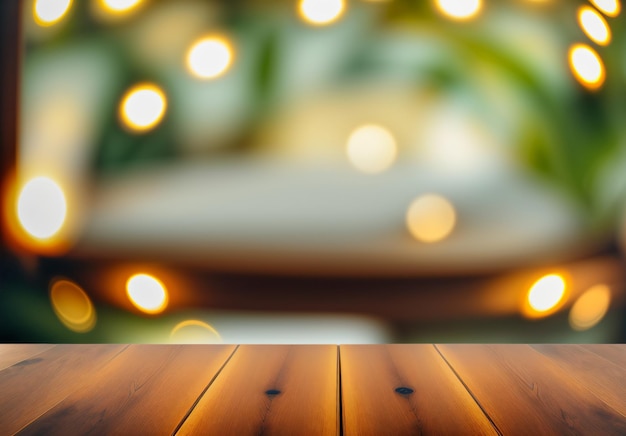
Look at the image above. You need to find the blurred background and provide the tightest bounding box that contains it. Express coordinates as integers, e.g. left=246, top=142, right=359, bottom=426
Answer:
left=1, top=0, right=626, bottom=343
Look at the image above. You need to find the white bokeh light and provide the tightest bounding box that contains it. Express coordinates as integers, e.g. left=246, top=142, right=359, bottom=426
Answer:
left=33, top=0, right=72, bottom=26
left=186, top=36, right=234, bottom=79
left=17, top=177, right=67, bottom=240
left=346, top=124, right=398, bottom=174
left=119, top=84, right=167, bottom=132
left=435, top=0, right=482, bottom=21
left=126, top=273, right=169, bottom=314
left=298, top=0, right=346, bottom=26
left=569, top=44, right=605, bottom=90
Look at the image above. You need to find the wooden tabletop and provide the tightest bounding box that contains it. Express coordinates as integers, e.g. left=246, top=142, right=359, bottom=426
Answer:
left=0, top=344, right=625, bottom=435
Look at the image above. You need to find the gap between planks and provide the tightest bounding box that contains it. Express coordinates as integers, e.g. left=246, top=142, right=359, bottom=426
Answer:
left=171, top=345, right=241, bottom=436
left=337, top=345, right=343, bottom=436
left=433, top=344, right=504, bottom=436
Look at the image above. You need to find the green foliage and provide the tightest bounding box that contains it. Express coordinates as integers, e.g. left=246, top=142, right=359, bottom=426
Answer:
left=26, top=0, right=626, bottom=224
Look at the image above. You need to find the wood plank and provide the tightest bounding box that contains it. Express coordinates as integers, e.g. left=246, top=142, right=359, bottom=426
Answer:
left=176, top=345, right=338, bottom=436
left=0, top=344, right=126, bottom=435
left=437, top=344, right=626, bottom=436
left=531, top=345, right=626, bottom=415
left=340, top=344, right=498, bottom=436
left=17, top=344, right=236, bottom=436
left=580, top=344, right=626, bottom=366
left=0, top=344, right=56, bottom=371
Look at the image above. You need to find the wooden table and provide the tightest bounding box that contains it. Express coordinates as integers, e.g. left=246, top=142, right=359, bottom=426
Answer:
left=0, top=344, right=625, bottom=435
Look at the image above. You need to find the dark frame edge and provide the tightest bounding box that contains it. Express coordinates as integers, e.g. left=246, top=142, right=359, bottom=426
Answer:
left=1, top=0, right=22, bottom=262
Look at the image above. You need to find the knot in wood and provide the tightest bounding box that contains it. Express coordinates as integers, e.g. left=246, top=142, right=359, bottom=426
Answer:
left=395, top=387, right=414, bottom=395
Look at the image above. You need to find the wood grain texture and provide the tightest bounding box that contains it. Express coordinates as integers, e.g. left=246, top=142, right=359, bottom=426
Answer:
left=581, top=344, right=626, bottom=365
left=1, top=344, right=625, bottom=435
left=437, top=344, right=626, bottom=436
left=341, top=344, right=498, bottom=436
left=176, top=345, right=338, bottom=436
left=0, top=344, right=126, bottom=435
left=17, top=344, right=236, bottom=436
left=0, top=344, right=55, bottom=371
left=531, top=344, right=626, bottom=415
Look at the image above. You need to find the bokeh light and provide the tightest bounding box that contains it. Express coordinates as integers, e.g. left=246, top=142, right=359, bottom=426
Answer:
left=526, top=274, right=566, bottom=315
left=33, top=0, right=72, bottom=26
left=569, top=284, right=611, bottom=331
left=99, top=0, right=143, bottom=13
left=568, top=44, right=605, bottom=90
left=126, top=273, right=169, bottom=314
left=406, top=194, right=456, bottom=243
left=17, top=177, right=67, bottom=240
left=298, top=0, right=346, bottom=26
left=346, top=124, right=397, bottom=174
left=435, top=0, right=482, bottom=21
left=589, top=0, right=621, bottom=17
left=50, top=279, right=96, bottom=333
left=578, top=6, right=611, bottom=46
left=186, top=36, right=234, bottom=80
left=119, top=83, right=167, bottom=132
left=170, top=320, right=222, bottom=344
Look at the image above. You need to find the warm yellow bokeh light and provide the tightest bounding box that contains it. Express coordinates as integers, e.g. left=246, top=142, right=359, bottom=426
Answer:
left=527, top=274, right=566, bottom=314
left=589, top=0, right=621, bottom=17
left=33, top=0, right=72, bottom=26
left=406, top=194, right=456, bottom=243
left=99, top=0, right=142, bottom=13
left=186, top=36, right=234, bottom=80
left=126, top=273, right=168, bottom=314
left=569, top=284, right=611, bottom=331
left=578, top=6, right=611, bottom=46
left=17, top=177, right=67, bottom=240
left=568, top=44, right=605, bottom=90
left=298, top=0, right=346, bottom=26
left=435, top=0, right=482, bottom=21
left=119, top=83, right=167, bottom=132
left=50, top=279, right=96, bottom=333
left=346, top=124, right=398, bottom=174
left=170, top=320, right=222, bottom=344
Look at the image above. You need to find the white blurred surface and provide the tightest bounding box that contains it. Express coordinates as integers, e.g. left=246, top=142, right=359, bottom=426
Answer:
left=106, top=311, right=392, bottom=344
left=76, top=160, right=596, bottom=276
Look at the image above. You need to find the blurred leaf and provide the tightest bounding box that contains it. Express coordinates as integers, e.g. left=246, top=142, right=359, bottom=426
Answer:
left=254, top=29, right=279, bottom=104
left=89, top=37, right=179, bottom=174
left=518, top=122, right=555, bottom=181
left=452, top=34, right=598, bottom=206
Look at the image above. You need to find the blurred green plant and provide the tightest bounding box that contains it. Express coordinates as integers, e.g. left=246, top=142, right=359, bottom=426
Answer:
left=24, top=0, right=626, bottom=228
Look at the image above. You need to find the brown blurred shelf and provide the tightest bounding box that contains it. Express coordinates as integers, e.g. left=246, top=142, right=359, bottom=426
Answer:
left=1, top=344, right=625, bottom=435
left=40, top=253, right=625, bottom=325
